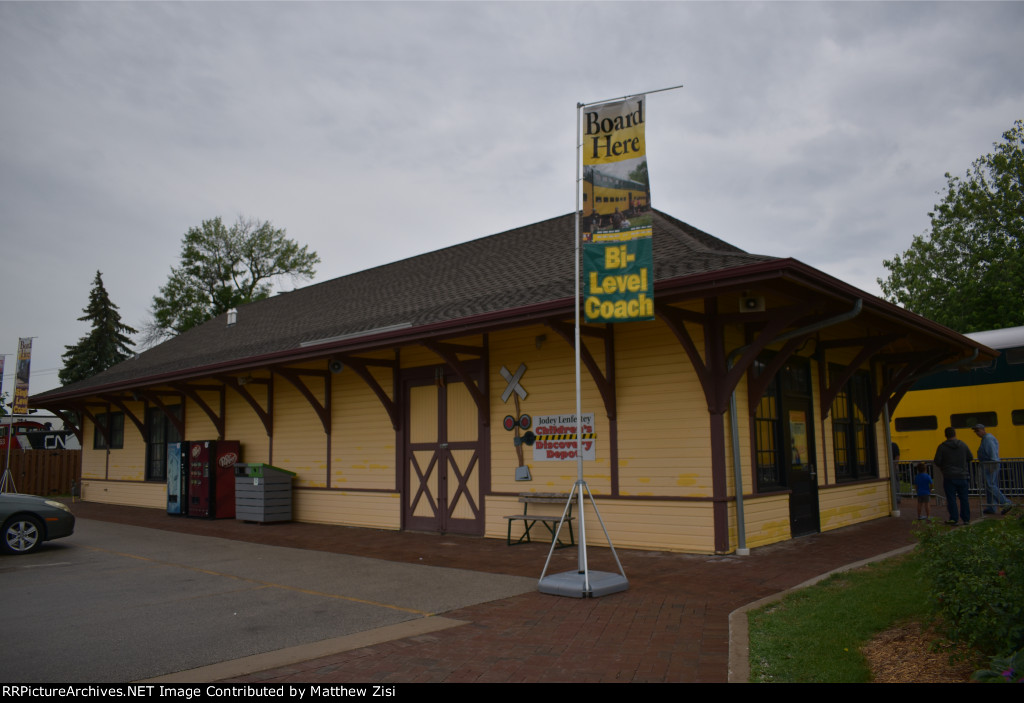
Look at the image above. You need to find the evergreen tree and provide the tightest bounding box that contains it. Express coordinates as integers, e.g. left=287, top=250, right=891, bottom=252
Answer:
left=59, top=271, right=138, bottom=386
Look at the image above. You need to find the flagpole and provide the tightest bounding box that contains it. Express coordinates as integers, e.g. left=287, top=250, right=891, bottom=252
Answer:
left=581, top=83, right=685, bottom=110
left=539, top=85, right=683, bottom=598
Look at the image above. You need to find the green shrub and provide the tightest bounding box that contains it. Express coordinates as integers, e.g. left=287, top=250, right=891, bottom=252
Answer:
left=916, top=511, right=1024, bottom=656
left=973, top=648, right=1024, bottom=683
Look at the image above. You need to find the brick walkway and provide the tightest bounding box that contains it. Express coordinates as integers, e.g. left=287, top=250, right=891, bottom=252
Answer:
left=69, top=500, right=932, bottom=682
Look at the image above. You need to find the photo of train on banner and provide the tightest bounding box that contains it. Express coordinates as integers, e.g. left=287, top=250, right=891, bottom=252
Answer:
left=890, top=324, right=1024, bottom=502
left=582, top=166, right=649, bottom=223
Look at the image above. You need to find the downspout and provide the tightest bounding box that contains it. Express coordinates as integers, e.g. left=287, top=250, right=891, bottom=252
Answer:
left=728, top=298, right=863, bottom=555
left=885, top=346, right=979, bottom=517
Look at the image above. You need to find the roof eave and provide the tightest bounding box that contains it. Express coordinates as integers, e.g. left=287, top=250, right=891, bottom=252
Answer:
left=32, top=258, right=992, bottom=406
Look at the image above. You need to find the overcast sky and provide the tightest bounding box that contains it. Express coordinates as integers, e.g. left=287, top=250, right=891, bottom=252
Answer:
left=2, top=1, right=1023, bottom=399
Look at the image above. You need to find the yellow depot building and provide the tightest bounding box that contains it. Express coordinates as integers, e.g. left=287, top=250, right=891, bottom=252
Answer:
left=32, top=211, right=992, bottom=554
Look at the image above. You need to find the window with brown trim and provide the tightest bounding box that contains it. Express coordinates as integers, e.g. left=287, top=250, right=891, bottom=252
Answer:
left=830, top=367, right=875, bottom=481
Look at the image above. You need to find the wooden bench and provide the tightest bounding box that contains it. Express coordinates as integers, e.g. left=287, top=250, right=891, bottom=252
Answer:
left=505, top=492, right=575, bottom=548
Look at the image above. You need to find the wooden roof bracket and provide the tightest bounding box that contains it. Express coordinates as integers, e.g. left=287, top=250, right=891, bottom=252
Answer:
left=100, top=394, right=145, bottom=440
left=274, top=366, right=331, bottom=435
left=817, top=333, right=901, bottom=421
left=136, top=390, right=186, bottom=438
left=544, top=319, right=617, bottom=421
left=218, top=375, right=273, bottom=437
left=171, top=382, right=226, bottom=438
left=337, top=355, right=400, bottom=431
left=421, top=340, right=489, bottom=426
left=33, top=405, right=84, bottom=444
left=879, top=347, right=978, bottom=421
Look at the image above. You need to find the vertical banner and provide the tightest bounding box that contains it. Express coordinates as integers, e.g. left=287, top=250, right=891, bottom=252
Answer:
left=13, top=338, right=31, bottom=415
left=582, top=95, right=653, bottom=323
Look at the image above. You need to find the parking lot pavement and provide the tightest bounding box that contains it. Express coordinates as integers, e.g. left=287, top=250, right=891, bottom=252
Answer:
left=0, top=519, right=535, bottom=682
left=57, top=501, right=926, bottom=682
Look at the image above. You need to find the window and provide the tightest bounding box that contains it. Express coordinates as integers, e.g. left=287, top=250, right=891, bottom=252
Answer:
left=1012, top=410, right=1024, bottom=426
left=753, top=356, right=812, bottom=492
left=754, top=369, right=783, bottom=490
left=93, top=412, right=124, bottom=449
left=950, top=412, right=997, bottom=429
left=831, top=367, right=875, bottom=481
left=894, top=415, right=938, bottom=432
left=146, top=405, right=182, bottom=481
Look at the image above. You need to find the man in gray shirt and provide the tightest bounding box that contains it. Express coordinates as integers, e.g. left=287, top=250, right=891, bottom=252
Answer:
left=973, top=423, right=1011, bottom=514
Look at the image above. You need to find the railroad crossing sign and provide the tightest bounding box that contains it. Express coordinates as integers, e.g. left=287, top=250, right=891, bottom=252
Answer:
left=500, top=363, right=528, bottom=403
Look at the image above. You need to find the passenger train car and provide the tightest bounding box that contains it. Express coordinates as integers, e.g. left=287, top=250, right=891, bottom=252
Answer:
left=582, top=166, right=648, bottom=219
left=890, top=325, right=1024, bottom=459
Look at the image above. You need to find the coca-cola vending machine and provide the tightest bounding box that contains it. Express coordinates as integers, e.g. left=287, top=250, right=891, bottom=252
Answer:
left=187, top=440, right=240, bottom=519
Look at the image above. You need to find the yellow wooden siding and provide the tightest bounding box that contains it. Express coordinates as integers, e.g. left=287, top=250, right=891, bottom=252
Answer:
left=272, top=378, right=328, bottom=487
left=224, top=384, right=270, bottom=464
left=819, top=480, right=891, bottom=531
left=293, top=488, right=400, bottom=529
left=485, top=495, right=717, bottom=553
left=616, top=320, right=713, bottom=497
left=488, top=326, right=611, bottom=494
left=81, top=417, right=106, bottom=479
left=82, top=479, right=165, bottom=508
left=736, top=494, right=792, bottom=549
left=331, top=364, right=395, bottom=490
left=107, top=402, right=146, bottom=481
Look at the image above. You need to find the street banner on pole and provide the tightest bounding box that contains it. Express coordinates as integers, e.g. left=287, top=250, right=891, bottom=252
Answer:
left=13, top=338, right=31, bottom=415
left=582, top=95, right=653, bottom=323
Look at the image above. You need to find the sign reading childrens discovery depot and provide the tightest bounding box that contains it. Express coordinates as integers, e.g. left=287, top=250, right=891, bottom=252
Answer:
left=582, top=95, right=653, bottom=323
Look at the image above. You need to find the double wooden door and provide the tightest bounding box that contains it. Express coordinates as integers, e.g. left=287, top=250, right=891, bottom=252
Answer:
left=403, top=367, right=485, bottom=535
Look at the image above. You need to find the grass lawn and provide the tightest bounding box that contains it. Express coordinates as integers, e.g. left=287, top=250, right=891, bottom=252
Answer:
left=747, top=553, right=932, bottom=683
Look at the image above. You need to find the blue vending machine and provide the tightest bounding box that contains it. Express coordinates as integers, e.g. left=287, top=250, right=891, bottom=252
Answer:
left=167, top=441, right=187, bottom=515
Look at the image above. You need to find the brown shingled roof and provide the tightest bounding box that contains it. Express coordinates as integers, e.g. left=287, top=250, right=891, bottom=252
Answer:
left=35, top=210, right=772, bottom=401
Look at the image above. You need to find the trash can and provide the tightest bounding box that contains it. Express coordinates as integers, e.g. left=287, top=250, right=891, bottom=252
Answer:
left=234, top=463, right=296, bottom=523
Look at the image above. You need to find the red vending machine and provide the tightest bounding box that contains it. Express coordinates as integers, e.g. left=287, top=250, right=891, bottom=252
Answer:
left=187, top=440, right=240, bottom=519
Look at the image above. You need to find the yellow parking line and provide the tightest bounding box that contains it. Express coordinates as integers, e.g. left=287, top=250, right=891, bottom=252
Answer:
left=82, top=545, right=433, bottom=616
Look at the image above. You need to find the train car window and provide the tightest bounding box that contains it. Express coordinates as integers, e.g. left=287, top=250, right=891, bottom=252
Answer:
left=1005, top=347, right=1024, bottom=365
left=950, top=412, right=997, bottom=428
left=1012, top=410, right=1024, bottom=426
left=894, top=416, right=938, bottom=432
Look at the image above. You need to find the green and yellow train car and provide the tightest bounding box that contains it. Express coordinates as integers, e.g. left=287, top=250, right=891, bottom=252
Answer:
left=582, top=167, right=648, bottom=218
left=890, top=326, right=1024, bottom=460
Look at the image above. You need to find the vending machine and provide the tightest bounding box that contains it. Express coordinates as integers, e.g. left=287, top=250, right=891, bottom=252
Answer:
left=187, top=440, right=240, bottom=519
left=167, top=441, right=187, bottom=515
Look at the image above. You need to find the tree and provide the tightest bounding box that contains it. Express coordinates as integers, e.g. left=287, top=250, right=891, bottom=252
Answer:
left=879, top=119, right=1024, bottom=333
left=59, top=271, right=137, bottom=386
left=149, top=217, right=320, bottom=339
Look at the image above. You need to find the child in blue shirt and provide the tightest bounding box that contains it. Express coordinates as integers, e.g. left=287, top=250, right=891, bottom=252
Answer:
left=914, top=462, right=933, bottom=520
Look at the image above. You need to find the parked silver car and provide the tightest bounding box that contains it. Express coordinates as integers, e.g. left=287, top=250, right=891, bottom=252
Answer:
left=0, top=493, right=75, bottom=554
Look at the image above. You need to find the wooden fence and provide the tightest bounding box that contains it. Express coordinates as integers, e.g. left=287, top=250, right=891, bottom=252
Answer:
left=0, top=449, right=81, bottom=496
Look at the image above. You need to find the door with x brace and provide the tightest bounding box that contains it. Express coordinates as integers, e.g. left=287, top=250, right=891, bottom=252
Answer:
left=403, top=367, right=484, bottom=535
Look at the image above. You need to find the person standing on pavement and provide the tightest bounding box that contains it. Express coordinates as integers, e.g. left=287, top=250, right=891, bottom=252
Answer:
left=934, top=427, right=973, bottom=525
left=973, top=423, right=1012, bottom=514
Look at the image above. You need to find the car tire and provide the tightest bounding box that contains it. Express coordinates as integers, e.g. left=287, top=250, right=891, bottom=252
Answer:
left=2, top=515, right=44, bottom=555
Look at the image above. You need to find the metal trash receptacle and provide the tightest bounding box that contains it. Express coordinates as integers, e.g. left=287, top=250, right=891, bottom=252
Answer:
left=234, top=463, right=296, bottom=523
